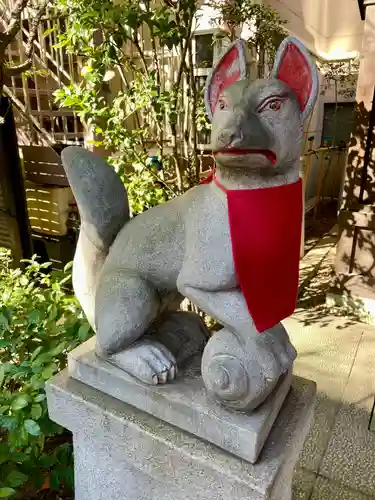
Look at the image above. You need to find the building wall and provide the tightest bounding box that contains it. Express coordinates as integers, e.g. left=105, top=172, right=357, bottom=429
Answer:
left=305, top=74, right=356, bottom=201
left=262, top=0, right=362, bottom=202
left=264, top=0, right=363, bottom=59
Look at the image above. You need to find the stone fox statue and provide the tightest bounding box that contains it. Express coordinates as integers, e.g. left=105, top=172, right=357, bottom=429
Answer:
left=61, top=36, right=318, bottom=412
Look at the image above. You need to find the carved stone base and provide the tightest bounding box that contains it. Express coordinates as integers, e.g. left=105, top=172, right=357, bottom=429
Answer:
left=46, top=370, right=316, bottom=500
left=68, top=336, right=293, bottom=463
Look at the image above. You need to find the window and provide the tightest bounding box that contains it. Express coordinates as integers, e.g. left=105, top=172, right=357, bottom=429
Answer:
left=195, top=76, right=211, bottom=146
left=195, top=75, right=207, bottom=93
left=195, top=34, right=214, bottom=68
left=322, top=102, right=356, bottom=147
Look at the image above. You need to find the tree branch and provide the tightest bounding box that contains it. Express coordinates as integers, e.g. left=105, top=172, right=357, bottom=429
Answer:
left=131, top=35, right=149, bottom=75
left=4, top=58, right=32, bottom=76
left=0, top=2, right=10, bottom=26
left=26, top=0, right=49, bottom=56
left=3, top=0, right=48, bottom=77
left=2, top=0, right=30, bottom=47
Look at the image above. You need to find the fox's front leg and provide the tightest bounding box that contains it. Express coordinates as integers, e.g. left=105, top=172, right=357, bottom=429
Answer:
left=95, top=269, right=177, bottom=385
left=177, top=281, right=296, bottom=411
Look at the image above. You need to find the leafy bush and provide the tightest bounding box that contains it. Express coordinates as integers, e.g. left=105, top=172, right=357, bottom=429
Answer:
left=0, top=250, right=92, bottom=497
left=53, top=0, right=211, bottom=215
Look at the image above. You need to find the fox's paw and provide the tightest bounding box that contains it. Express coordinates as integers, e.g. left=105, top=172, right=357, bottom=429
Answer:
left=104, top=340, right=177, bottom=385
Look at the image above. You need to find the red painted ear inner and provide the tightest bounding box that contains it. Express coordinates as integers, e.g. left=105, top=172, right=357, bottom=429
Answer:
left=208, top=46, right=241, bottom=115
left=276, top=43, right=312, bottom=113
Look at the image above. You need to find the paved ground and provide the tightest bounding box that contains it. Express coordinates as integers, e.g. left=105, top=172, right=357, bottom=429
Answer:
left=286, top=231, right=375, bottom=499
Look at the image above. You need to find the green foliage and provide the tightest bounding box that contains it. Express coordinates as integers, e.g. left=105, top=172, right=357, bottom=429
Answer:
left=53, top=0, right=210, bottom=214
left=55, top=69, right=178, bottom=213
left=210, top=1, right=287, bottom=68
left=0, top=250, right=93, bottom=496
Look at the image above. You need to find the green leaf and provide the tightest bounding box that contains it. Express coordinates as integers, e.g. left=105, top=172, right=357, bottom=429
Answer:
left=20, top=275, right=28, bottom=287
left=0, top=313, right=9, bottom=329
left=32, top=365, right=43, bottom=375
left=53, top=40, right=67, bottom=50
left=11, top=451, right=28, bottom=463
left=0, top=488, right=16, bottom=498
left=50, top=470, right=60, bottom=489
left=31, top=346, right=44, bottom=362
left=32, top=352, right=53, bottom=367
left=6, top=470, right=28, bottom=488
left=42, top=363, right=56, bottom=380
left=11, top=394, right=30, bottom=410
left=0, top=416, right=17, bottom=430
left=0, top=364, right=4, bottom=387
left=43, top=27, right=55, bottom=37
left=30, top=375, right=44, bottom=390
left=12, top=425, right=29, bottom=448
left=50, top=342, right=67, bottom=356
left=39, top=454, right=56, bottom=468
left=30, top=469, right=45, bottom=490
left=0, top=339, right=11, bottom=348
left=63, top=465, right=74, bottom=491
left=31, top=403, right=42, bottom=420
left=0, top=443, right=9, bottom=463
left=78, top=323, right=91, bottom=341
left=48, top=304, right=58, bottom=321
left=58, top=275, right=72, bottom=286
left=28, top=311, right=40, bottom=324
left=24, top=419, right=41, bottom=436
left=63, top=261, right=73, bottom=273
left=34, top=393, right=46, bottom=403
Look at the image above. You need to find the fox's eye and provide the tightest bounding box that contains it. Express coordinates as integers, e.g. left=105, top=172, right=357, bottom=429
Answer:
left=218, top=97, right=228, bottom=111
left=268, top=100, right=281, bottom=111
left=258, top=97, right=285, bottom=113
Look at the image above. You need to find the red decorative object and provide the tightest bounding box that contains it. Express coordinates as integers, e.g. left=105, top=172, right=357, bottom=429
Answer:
left=276, top=43, right=312, bottom=114
left=213, top=176, right=302, bottom=333
left=199, top=168, right=216, bottom=184
left=207, top=46, right=241, bottom=116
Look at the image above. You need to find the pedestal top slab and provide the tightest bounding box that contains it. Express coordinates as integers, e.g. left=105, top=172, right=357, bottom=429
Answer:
left=47, top=370, right=317, bottom=500
left=68, top=336, right=293, bottom=463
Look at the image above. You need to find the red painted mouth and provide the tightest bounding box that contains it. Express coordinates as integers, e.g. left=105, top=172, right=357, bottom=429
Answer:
left=214, top=149, right=277, bottom=165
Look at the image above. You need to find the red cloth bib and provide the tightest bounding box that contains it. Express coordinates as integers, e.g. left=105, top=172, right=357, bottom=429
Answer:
left=211, top=175, right=302, bottom=333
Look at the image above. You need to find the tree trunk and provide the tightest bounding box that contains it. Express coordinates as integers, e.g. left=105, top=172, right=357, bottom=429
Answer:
left=0, top=96, right=33, bottom=263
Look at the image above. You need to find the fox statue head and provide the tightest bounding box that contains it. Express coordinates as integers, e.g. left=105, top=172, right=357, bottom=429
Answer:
left=205, top=37, right=318, bottom=183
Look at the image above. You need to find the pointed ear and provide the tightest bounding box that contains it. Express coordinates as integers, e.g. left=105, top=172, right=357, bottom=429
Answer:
left=204, top=39, right=247, bottom=121
left=271, top=36, right=318, bottom=122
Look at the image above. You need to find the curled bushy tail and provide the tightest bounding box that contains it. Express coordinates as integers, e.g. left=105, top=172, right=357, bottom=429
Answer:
left=62, top=146, right=129, bottom=251
left=61, top=147, right=130, bottom=328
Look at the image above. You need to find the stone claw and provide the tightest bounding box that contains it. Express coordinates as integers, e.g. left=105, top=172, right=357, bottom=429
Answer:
left=104, top=340, right=177, bottom=385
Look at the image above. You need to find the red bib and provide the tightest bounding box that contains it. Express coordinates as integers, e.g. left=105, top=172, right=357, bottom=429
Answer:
left=212, top=176, right=302, bottom=333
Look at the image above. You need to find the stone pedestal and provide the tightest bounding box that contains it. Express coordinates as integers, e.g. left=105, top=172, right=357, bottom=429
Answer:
left=67, top=337, right=293, bottom=464
left=46, top=360, right=316, bottom=500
